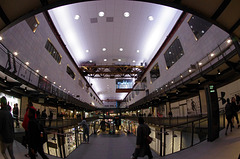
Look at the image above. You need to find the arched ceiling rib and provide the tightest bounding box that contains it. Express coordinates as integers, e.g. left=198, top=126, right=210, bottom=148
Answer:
left=0, top=0, right=239, bottom=38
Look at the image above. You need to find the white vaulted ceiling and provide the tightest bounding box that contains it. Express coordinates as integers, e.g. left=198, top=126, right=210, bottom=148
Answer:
left=48, top=0, right=182, bottom=101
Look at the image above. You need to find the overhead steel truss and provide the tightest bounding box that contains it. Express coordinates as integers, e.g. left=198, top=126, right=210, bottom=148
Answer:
left=80, top=65, right=145, bottom=78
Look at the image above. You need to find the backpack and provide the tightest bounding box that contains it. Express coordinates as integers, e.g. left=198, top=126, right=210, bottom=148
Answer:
left=37, top=121, right=48, bottom=144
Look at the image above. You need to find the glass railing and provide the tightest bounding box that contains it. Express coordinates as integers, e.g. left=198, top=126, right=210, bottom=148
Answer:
left=43, top=119, right=100, bottom=158
left=0, top=42, right=96, bottom=110
left=123, top=111, right=227, bottom=157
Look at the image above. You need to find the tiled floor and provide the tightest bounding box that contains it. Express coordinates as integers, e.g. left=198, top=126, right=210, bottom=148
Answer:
left=7, top=125, right=240, bottom=159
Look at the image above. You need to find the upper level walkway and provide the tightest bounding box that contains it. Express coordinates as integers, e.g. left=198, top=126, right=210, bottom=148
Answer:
left=11, top=124, right=240, bottom=159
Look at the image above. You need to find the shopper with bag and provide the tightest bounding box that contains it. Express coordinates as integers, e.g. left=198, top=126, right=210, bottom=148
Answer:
left=131, top=117, right=153, bottom=159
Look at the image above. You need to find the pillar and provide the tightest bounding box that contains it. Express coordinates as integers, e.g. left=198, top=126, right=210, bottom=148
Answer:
left=205, top=85, right=219, bottom=142
left=20, top=96, right=28, bottom=119
left=199, top=90, right=207, bottom=115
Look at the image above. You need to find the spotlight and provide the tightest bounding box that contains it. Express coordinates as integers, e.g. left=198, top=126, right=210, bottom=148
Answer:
left=198, top=80, right=200, bottom=85
left=4, top=76, right=7, bottom=83
left=217, top=69, right=221, bottom=75
left=24, top=87, right=27, bottom=92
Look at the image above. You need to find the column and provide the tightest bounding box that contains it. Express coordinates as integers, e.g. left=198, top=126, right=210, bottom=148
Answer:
left=20, top=96, right=28, bottom=119
left=204, top=85, right=219, bottom=142
left=199, top=90, right=207, bottom=115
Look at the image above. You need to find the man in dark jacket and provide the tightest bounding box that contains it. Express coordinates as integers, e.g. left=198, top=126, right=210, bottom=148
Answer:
left=28, top=108, right=49, bottom=159
left=131, top=117, right=153, bottom=159
left=0, top=96, right=15, bottom=159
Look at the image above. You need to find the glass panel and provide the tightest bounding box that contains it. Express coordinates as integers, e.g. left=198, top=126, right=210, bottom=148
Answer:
left=173, top=130, right=181, bottom=153
left=165, top=129, right=173, bottom=155
left=181, top=126, right=192, bottom=149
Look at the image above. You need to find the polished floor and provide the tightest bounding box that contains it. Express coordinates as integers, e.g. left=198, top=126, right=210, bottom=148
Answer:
left=8, top=124, right=240, bottom=159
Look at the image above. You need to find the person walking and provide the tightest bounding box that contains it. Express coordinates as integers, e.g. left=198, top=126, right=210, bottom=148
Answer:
left=41, top=109, right=47, bottom=127
left=225, top=98, right=233, bottom=135
left=79, top=119, right=89, bottom=143
left=28, top=108, right=49, bottom=159
left=48, top=111, right=53, bottom=127
left=13, top=103, right=19, bottom=128
left=231, top=97, right=240, bottom=128
left=131, top=117, right=153, bottom=159
left=0, top=96, right=15, bottom=159
left=22, top=101, right=36, bottom=157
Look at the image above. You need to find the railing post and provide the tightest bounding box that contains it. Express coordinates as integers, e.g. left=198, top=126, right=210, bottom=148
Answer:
left=191, top=122, right=194, bottom=146
left=160, top=127, right=163, bottom=156
left=163, top=126, right=166, bottom=156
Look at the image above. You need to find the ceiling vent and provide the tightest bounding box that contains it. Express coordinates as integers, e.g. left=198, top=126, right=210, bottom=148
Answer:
left=90, top=18, right=98, bottom=23
left=106, top=17, right=114, bottom=22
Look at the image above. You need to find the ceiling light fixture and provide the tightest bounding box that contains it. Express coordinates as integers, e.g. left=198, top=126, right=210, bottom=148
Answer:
left=210, top=53, right=215, bottom=57
left=124, top=12, right=130, bottom=17
left=198, top=80, right=200, bottom=85
left=53, top=82, right=56, bottom=84
left=198, top=62, right=202, bottom=66
left=13, top=52, right=18, bottom=56
left=24, top=87, right=27, bottom=92
left=86, top=50, right=89, bottom=53
left=44, top=76, right=47, bottom=79
left=36, top=70, right=39, bottom=73
left=217, top=69, right=221, bottom=75
left=0, top=36, right=2, bottom=40
left=4, top=76, right=7, bottom=83
left=119, top=48, right=123, bottom=52
left=137, top=50, right=140, bottom=53
left=99, top=11, right=104, bottom=17
left=74, top=15, right=80, bottom=20
left=59, top=85, right=61, bottom=88
left=118, top=59, right=121, bottom=61
left=104, top=59, right=107, bottom=61
left=102, top=48, right=106, bottom=51
left=133, top=60, right=136, bottom=63
left=227, top=39, right=231, bottom=43
left=25, top=62, right=29, bottom=66
left=148, top=16, right=154, bottom=21
left=188, top=69, right=192, bottom=73
left=89, top=60, right=93, bottom=63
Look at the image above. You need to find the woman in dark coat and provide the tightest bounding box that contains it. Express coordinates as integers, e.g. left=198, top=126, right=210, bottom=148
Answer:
left=225, top=98, right=233, bottom=135
left=131, top=117, right=153, bottom=159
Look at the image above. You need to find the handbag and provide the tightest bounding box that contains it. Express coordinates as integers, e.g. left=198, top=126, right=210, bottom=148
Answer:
left=146, top=136, right=153, bottom=144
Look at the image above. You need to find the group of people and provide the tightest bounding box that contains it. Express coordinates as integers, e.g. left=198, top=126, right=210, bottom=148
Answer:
left=22, top=101, right=49, bottom=159
left=36, top=109, right=53, bottom=127
left=225, top=95, right=240, bottom=135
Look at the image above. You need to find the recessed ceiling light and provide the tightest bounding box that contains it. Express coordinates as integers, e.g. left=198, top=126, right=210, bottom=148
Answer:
left=102, top=48, right=106, bottom=51
left=59, top=85, right=61, bottom=88
left=201, top=30, right=205, bottom=33
left=133, top=60, right=136, bottom=63
left=89, top=60, right=93, bottom=63
left=44, top=76, right=47, bottom=79
left=13, top=52, right=18, bottom=56
left=210, top=53, right=214, bottom=57
left=118, top=59, right=121, bottom=61
left=148, top=16, right=154, bottom=21
left=119, top=48, right=123, bottom=51
left=25, top=62, right=29, bottom=65
left=124, top=12, right=130, bottom=17
left=53, top=82, right=56, bottom=84
left=0, top=36, right=2, bottom=40
left=137, top=50, right=140, bottom=53
left=198, top=62, right=202, bottom=66
left=104, top=59, right=107, bottom=61
left=86, top=50, right=89, bottom=53
left=74, top=15, right=80, bottom=20
left=36, top=70, right=39, bottom=73
left=99, top=11, right=104, bottom=17
left=169, top=52, right=171, bottom=54
left=227, top=39, right=231, bottom=43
